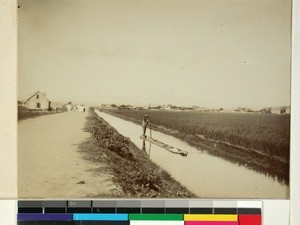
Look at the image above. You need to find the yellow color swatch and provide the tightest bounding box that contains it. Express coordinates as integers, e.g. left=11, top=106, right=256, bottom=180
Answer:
left=184, top=214, right=238, bottom=221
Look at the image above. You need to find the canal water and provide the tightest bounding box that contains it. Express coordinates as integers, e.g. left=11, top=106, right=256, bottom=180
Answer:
left=95, top=110, right=288, bottom=199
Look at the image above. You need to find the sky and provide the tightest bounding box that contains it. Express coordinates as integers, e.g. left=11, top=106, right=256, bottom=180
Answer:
left=18, top=0, right=291, bottom=109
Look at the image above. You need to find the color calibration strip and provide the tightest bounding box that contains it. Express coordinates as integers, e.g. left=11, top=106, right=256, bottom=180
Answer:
left=17, top=200, right=262, bottom=225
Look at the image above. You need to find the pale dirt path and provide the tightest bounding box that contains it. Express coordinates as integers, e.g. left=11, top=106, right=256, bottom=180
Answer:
left=18, top=112, right=121, bottom=198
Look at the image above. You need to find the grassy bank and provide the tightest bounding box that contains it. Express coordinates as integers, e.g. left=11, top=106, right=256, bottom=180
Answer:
left=18, top=106, right=63, bottom=121
left=102, top=109, right=289, bottom=184
left=79, top=109, right=196, bottom=198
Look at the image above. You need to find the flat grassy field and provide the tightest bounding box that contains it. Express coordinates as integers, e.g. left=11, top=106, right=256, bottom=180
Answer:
left=104, top=109, right=290, bottom=184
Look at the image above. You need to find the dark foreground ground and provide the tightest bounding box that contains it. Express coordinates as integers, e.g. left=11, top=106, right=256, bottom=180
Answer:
left=79, top=109, right=196, bottom=198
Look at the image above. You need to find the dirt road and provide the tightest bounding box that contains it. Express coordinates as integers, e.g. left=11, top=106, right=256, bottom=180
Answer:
left=18, top=111, right=121, bottom=198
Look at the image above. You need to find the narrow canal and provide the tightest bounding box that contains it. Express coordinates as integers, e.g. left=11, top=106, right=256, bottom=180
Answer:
left=95, top=110, right=288, bottom=199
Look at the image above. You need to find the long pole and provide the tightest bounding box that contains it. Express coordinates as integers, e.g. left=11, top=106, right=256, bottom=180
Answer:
left=149, top=103, right=152, bottom=155
left=149, top=103, right=152, bottom=138
left=150, top=121, right=152, bottom=138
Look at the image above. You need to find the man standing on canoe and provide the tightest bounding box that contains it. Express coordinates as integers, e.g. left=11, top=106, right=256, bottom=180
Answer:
left=142, top=115, right=150, bottom=137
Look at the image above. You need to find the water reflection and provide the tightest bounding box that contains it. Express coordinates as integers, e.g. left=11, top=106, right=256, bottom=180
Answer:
left=148, top=140, right=152, bottom=156
left=141, top=138, right=152, bottom=156
left=142, top=139, right=146, bottom=152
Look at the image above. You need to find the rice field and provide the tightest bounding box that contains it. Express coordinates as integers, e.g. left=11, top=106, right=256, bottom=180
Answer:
left=110, top=111, right=289, bottom=159
left=105, top=109, right=290, bottom=183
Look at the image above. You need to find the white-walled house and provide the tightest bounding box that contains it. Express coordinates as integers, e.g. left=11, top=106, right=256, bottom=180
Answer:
left=25, top=91, right=50, bottom=110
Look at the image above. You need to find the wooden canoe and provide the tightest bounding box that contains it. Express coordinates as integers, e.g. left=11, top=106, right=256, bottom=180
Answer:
left=140, top=135, right=188, bottom=157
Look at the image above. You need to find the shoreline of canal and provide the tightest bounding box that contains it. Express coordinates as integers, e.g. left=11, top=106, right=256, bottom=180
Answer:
left=101, top=109, right=289, bottom=185
left=95, top=109, right=289, bottom=198
left=79, top=109, right=196, bottom=198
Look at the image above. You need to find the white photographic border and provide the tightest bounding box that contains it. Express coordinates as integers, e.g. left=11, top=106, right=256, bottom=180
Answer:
left=0, top=0, right=299, bottom=224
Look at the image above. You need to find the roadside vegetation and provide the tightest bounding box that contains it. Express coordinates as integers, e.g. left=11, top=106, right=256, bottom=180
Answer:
left=79, top=109, right=196, bottom=198
left=18, top=105, right=65, bottom=121
left=103, top=109, right=290, bottom=184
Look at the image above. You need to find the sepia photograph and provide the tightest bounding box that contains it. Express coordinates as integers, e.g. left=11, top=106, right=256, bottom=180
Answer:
left=18, top=0, right=291, bottom=199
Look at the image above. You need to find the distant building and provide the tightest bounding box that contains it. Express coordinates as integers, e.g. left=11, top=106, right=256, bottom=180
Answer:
left=271, top=107, right=281, bottom=114
left=18, top=100, right=25, bottom=107
left=51, top=102, right=64, bottom=111
left=162, top=105, right=171, bottom=111
left=101, top=104, right=111, bottom=109
left=76, top=104, right=86, bottom=112
left=64, top=102, right=73, bottom=111
left=280, top=106, right=291, bottom=114
left=25, top=91, right=50, bottom=110
left=260, top=107, right=271, bottom=114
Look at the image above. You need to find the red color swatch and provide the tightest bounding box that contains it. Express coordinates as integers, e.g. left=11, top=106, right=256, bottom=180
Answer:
left=238, top=215, right=262, bottom=225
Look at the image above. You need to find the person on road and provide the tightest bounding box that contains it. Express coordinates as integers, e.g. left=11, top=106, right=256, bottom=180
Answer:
left=142, top=115, right=150, bottom=137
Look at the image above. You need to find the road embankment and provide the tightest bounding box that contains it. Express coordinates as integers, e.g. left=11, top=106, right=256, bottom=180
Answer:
left=18, top=111, right=120, bottom=198
left=80, top=109, right=196, bottom=198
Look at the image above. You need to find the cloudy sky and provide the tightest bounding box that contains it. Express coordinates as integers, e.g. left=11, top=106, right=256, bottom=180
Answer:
left=18, top=0, right=291, bottom=109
